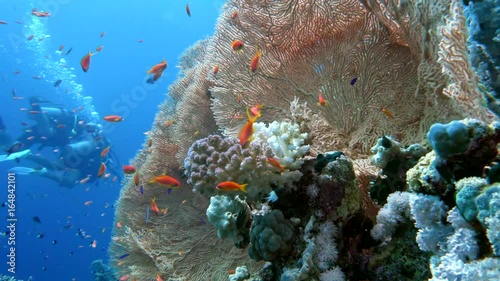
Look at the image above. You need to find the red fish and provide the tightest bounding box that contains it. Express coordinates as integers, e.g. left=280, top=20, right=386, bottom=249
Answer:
left=250, top=104, right=263, bottom=117
left=231, top=40, right=244, bottom=51
left=186, top=4, right=191, bottom=17
left=250, top=46, right=263, bottom=72
left=318, top=92, right=326, bottom=106
left=213, top=65, right=219, bottom=75
left=100, top=146, right=110, bottom=158
left=231, top=11, right=238, bottom=19
left=98, top=163, right=106, bottom=178
left=103, top=115, right=123, bottom=122
left=238, top=108, right=260, bottom=147
left=80, top=51, right=95, bottom=72
left=149, top=175, right=180, bottom=188
left=147, top=59, right=167, bottom=75
left=216, top=181, right=248, bottom=192
left=122, top=165, right=136, bottom=174
left=59, top=44, right=64, bottom=51
left=151, top=197, right=159, bottom=215
left=96, top=45, right=103, bottom=52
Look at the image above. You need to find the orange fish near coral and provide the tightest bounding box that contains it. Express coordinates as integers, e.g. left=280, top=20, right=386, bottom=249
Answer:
left=250, top=46, right=263, bottom=72
left=133, top=172, right=139, bottom=186
left=151, top=197, right=160, bottom=215
left=238, top=108, right=260, bottom=147
left=266, top=157, right=285, bottom=172
left=318, top=92, right=327, bottom=106
left=123, top=165, right=136, bottom=174
left=213, top=65, right=219, bottom=75
left=149, top=175, right=180, bottom=188
left=147, top=59, right=167, bottom=75
left=231, top=40, right=244, bottom=51
left=156, top=274, right=164, bottom=281
left=381, top=107, right=395, bottom=119
left=80, top=51, right=95, bottom=72
left=98, top=163, right=106, bottom=178
left=250, top=104, right=263, bottom=117
left=103, top=115, right=123, bottom=122
left=216, top=181, right=248, bottom=193
left=100, top=146, right=110, bottom=158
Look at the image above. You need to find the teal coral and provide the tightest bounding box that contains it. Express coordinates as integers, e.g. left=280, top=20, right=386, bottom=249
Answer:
left=248, top=210, right=295, bottom=261
left=206, top=195, right=250, bottom=246
left=476, top=184, right=500, bottom=256
left=455, top=177, right=489, bottom=221
left=427, top=120, right=471, bottom=158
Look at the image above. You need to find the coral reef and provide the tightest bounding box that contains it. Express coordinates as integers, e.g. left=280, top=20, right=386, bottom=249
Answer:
left=109, top=0, right=500, bottom=280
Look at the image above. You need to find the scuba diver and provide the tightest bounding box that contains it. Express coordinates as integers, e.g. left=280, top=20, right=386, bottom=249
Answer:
left=3, top=97, right=122, bottom=188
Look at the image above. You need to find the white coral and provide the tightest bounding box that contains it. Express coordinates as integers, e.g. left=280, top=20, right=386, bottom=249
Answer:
left=253, top=121, right=310, bottom=170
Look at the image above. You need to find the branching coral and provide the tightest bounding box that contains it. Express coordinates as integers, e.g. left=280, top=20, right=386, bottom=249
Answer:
left=184, top=134, right=303, bottom=202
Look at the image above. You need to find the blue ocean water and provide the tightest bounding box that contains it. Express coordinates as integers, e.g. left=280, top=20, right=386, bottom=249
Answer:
left=0, top=1, right=223, bottom=280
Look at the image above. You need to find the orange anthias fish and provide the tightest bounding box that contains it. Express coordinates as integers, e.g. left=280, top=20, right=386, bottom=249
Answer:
left=231, top=11, right=239, bottom=19
left=213, top=65, right=219, bottom=75
left=98, top=163, right=106, bottom=178
left=147, top=59, right=167, bottom=75
left=149, top=175, right=180, bottom=188
left=133, top=172, right=139, bottom=186
left=250, top=104, right=263, bottom=117
left=318, top=91, right=327, bottom=106
left=216, top=181, right=248, bottom=193
left=96, top=45, right=103, bottom=52
left=101, top=146, right=110, bottom=158
left=103, top=115, right=123, bottom=122
left=59, top=44, right=64, bottom=51
left=123, top=165, right=136, bottom=174
left=80, top=51, right=95, bottom=72
left=156, top=274, right=164, bottom=281
left=231, top=40, right=244, bottom=51
left=266, top=157, right=285, bottom=172
left=238, top=108, right=260, bottom=147
left=250, top=46, right=263, bottom=72
left=151, top=197, right=160, bottom=215
left=381, top=107, right=395, bottom=119
left=186, top=4, right=191, bottom=17
left=148, top=138, right=153, bottom=147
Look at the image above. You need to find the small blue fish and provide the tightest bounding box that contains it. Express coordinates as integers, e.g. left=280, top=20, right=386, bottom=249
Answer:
left=167, top=188, right=172, bottom=195
left=145, top=206, right=150, bottom=224
left=118, top=253, right=130, bottom=259
left=139, top=185, right=144, bottom=195
left=350, top=77, right=357, bottom=86
left=199, top=217, right=206, bottom=225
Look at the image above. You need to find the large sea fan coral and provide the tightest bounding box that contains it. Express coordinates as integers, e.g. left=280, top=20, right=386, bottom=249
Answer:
left=205, top=0, right=492, bottom=156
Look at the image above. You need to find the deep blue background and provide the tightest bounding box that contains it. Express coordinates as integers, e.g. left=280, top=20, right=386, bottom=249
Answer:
left=0, top=0, right=223, bottom=280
